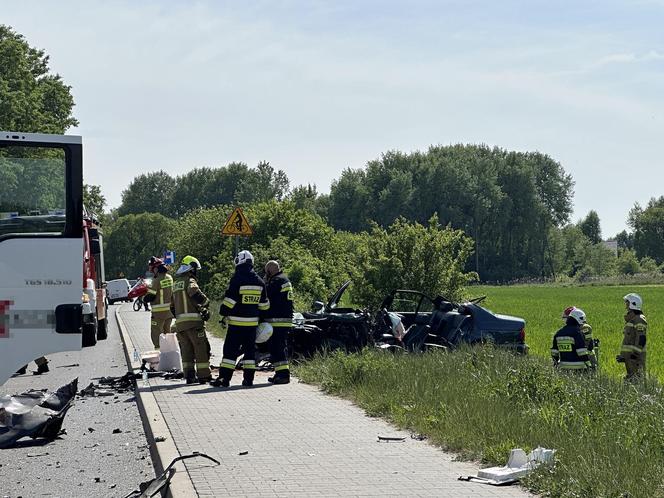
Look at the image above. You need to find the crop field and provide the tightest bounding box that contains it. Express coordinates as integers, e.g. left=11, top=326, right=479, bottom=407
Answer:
left=471, top=284, right=664, bottom=380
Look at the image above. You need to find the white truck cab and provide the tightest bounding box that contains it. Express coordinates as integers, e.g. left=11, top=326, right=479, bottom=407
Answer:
left=0, top=131, right=87, bottom=385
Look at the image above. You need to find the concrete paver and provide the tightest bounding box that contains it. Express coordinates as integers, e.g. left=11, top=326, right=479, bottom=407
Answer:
left=118, top=305, right=531, bottom=497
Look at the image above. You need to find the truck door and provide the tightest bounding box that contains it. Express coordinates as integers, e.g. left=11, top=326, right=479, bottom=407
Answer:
left=0, top=132, right=84, bottom=385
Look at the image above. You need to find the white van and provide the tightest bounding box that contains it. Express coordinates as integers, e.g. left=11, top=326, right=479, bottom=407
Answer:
left=106, top=278, right=131, bottom=304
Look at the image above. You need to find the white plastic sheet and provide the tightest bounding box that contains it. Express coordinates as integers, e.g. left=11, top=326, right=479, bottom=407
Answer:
left=157, top=332, right=182, bottom=371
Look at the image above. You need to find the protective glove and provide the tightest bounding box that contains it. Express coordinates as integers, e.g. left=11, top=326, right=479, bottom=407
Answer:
left=219, top=316, right=229, bottom=334
left=616, top=355, right=625, bottom=363
left=200, top=308, right=211, bottom=322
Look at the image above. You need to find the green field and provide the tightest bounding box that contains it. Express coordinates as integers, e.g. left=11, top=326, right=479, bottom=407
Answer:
left=471, top=284, right=663, bottom=379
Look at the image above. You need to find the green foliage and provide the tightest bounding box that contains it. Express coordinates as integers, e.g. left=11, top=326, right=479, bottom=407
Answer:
left=104, top=213, right=175, bottom=279
left=616, top=249, right=641, bottom=275
left=117, top=171, right=176, bottom=217
left=297, top=347, right=664, bottom=498
left=354, top=215, right=477, bottom=308
left=0, top=25, right=78, bottom=133
left=578, top=210, right=602, bottom=244
left=327, top=145, right=574, bottom=281
left=629, top=197, right=664, bottom=264
left=83, top=184, right=106, bottom=216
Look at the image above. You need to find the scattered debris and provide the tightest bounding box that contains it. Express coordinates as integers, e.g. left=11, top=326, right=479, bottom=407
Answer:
left=87, top=427, right=95, bottom=433
left=79, top=382, right=114, bottom=397
left=27, top=452, right=50, bottom=458
left=154, top=436, right=166, bottom=443
left=123, top=452, right=220, bottom=498
left=57, top=363, right=80, bottom=368
left=377, top=435, right=406, bottom=443
left=459, top=447, right=555, bottom=486
left=112, top=428, right=123, bottom=434
left=410, top=433, right=427, bottom=441
left=0, top=378, right=78, bottom=449
left=238, top=450, right=249, bottom=456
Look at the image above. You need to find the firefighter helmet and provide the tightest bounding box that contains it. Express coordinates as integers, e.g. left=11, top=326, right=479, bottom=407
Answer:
left=176, top=255, right=201, bottom=276
left=234, top=250, right=254, bottom=266
left=561, top=306, right=576, bottom=320
left=623, top=293, right=643, bottom=311
left=568, top=308, right=586, bottom=325
left=148, top=256, right=164, bottom=270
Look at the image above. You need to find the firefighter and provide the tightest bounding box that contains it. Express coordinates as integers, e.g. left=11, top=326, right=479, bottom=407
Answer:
left=172, top=255, right=212, bottom=384
left=551, top=308, right=592, bottom=372
left=262, top=260, right=293, bottom=384
left=146, top=257, right=174, bottom=349
left=211, top=250, right=269, bottom=388
left=562, top=306, right=596, bottom=369
left=616, top=293, right=647, bottom=381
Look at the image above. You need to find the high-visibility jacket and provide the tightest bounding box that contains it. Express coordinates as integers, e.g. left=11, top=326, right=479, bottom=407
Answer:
left=620, top=313, right=647, bottom=359
left=146, top=273, right=174, bottom=317
left=172, top=274, right=209, bottom=332
left=219, top=263, right=269, bottom=327
left=551, top=324, right=591, bottom=370
left=262, top=272, right=294, bottom=328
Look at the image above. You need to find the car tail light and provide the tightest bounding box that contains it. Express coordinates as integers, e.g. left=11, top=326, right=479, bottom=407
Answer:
left=518, top=327, right=526, bottom=343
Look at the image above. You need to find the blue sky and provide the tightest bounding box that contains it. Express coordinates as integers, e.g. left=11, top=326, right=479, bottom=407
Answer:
left=3, top=0, right=663, bottom=236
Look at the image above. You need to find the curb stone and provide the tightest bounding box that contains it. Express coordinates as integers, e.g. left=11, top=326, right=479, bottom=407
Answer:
left=115, top=308, right=198, bottom=498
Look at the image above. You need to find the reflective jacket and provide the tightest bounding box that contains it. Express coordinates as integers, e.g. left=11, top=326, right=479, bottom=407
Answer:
left=219, top=263, right=269, bottom=327
left=147, top=273, right=174, bottom=318
left=262, top=272, right=294, bottom=328
left=620, top=313, right=647, bottom=359
left=551, top=324, right=591, bottom=370
left=172, top=273, right=209, bottom=332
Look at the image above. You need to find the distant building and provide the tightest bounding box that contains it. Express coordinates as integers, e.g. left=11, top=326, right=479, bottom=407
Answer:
left=602, top=240, right=618, bottom=256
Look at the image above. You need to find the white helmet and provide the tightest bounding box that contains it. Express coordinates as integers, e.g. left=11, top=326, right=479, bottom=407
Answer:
left=568, top=308, right=586, bottom=325
left=256, top=322, right=273, bottom=344
left=234, top=250, right=254, bottom=266
left=623, top=293, right=642, bottom=311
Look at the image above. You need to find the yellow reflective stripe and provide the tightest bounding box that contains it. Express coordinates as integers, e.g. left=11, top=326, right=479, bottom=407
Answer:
left=243, top=360, right=256, bottom=370
left=152, top=303, right=171, bottom=311
left=229, top=316, right=258, bottom=322
left=621, top=345, right=640, bottom=352
left=559, top=361, right=588, bottom=369
left=182, top=361, right=194, bottom=368
left=160, top=279, right=173, bottom=288
left=258, top=301, right=270, bottom=310
left=228, top=320, right=258, bottom=326
left=147, top=289, right=157, bottom=295
left=272, top=322, right=292, bottom=328
left=220, top=358, right=236, bottom=367
left=223, top=297, right=236, bottom=308
left=624, top=323, right=635, bottom=328
left=220, top=363, right=235, bottom=370
left=275, top=364, right=289, bottom=371
left=240, top=290, right=262, bottom=296
left=196, top=362, right=210, bottom=369
left=635, top=324, right=647, bottom=331
left=576, top=348, right=589, bottom=355
left=240, top=285, right=263, bottom=291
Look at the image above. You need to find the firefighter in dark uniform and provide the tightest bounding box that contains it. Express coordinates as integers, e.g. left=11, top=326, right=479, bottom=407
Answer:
left=172, top=255, right=212, bottom=384
left=562, top=306, right=596, bottom=368
left=551, top=308, right=592, bottom=372
left=617, top=293, right=647, bottom=381
left=212, top=250, right=269, bottom=388
left=262, top=260, right=293, bottom=384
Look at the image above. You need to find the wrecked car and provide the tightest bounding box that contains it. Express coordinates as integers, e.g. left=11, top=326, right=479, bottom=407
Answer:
left=374, top=290, right=528, bottom=354
left=289, top=281, right=371, bottom=358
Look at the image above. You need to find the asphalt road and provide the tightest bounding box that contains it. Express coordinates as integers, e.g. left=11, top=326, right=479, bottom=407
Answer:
left=0, top=307, right=154, bottom=498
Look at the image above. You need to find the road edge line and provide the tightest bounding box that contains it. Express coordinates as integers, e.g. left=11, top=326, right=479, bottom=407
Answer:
left=115, top=306, right=198, bottom=498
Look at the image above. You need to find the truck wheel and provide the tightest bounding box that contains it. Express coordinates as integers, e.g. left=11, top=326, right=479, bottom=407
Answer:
left=82, top=321, right=97, bottom=348
left=97, top=318, right=108, bottom=341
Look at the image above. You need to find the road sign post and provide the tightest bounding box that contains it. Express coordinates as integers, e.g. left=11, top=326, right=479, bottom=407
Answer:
left=221, top=207, right=253, bottom=257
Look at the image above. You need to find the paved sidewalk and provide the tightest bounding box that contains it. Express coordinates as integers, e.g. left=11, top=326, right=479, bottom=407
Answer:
left=117, top=305, right=530, bottom=498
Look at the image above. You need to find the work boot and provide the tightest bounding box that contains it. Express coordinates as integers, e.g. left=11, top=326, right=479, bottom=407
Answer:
left=268, top=372, right=290, bottom=385
left=184, top=371, right=196, bottom=385
left=209, top=378, right=230, bottom=388
left=242, top=370, right=255, bottom=387
left=33, top=363, right=49, bottom=375
left=197, top=377, right=212, bottom=384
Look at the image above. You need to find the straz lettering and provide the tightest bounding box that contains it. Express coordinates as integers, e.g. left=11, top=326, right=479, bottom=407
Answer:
left=242, top=295, right=260, bottom=305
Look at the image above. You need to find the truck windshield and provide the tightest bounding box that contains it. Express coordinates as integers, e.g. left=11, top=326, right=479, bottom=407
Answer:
left=0, top=146, right=66, bottom=236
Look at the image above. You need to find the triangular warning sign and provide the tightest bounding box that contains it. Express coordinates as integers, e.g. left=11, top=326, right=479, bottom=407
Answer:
left=221, top=207, right=253, bottom=236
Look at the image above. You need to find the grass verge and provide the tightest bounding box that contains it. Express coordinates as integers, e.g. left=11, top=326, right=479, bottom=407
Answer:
left=206, top=300, right=226, bottom=339
left=297, top=347, right=664, bottom=498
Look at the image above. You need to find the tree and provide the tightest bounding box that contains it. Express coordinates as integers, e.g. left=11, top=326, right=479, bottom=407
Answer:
left=615, top=230, right=634, bottom=251
left=0, top=25, right=78, bottom=133
left=104, top=213, right=175, bottom=279
left=83, top=184, right=106, bottom=216
left=628, top=197, right=664, bottom=264
left=616, top=249, right=641, bottom=275
left=578, top=210, right=602, bottom=244
left=117, top=171, right=176, bottom=217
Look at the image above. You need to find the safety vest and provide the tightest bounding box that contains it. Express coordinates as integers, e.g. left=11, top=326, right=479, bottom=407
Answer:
left=147, top=273, right=173, bottom=317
